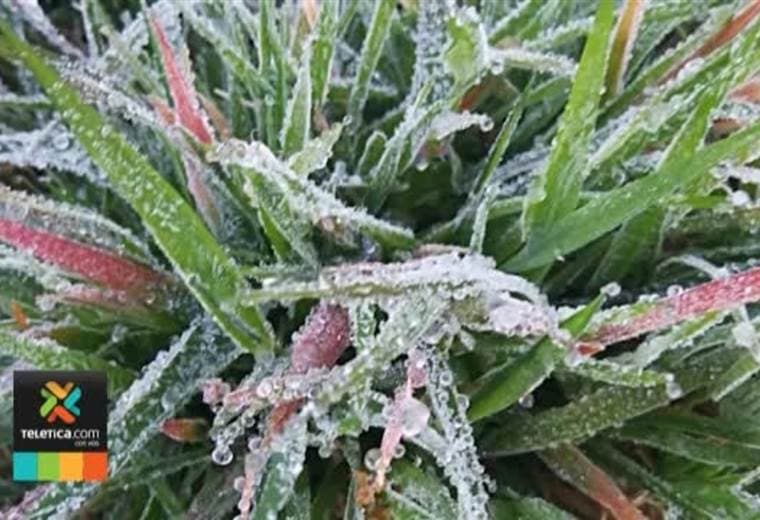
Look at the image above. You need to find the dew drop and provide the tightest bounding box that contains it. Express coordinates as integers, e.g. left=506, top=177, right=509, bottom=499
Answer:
left=364, top=447, right=381, bottom=471
left=600, top=282, right=621, bottom=298
left=666, top=378, right=683, bottom=400
left=518, top=393, right=534, bottom=408
left=256, top=378, right=273, bottom=399
left=731, top=190, right=751, bottom=207
left=52, top=133, right=70, bottom=150
left=399, top=397, right=430, bottom=438
left=212, top=445, right=234, bottom=466
left=393, top=444, right=406, bottom=459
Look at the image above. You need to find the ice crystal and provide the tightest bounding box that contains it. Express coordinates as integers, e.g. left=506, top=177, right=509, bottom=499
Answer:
left=425, top=348, right=490, bottom=519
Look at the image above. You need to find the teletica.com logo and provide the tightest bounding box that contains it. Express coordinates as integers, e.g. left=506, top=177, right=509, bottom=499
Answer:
left=13, top=370, right=108, bottom=482
left=39, top=381, right=81, bottom=424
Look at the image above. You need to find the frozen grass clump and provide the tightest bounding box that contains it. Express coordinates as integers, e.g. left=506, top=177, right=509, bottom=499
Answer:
left=2, top=0, right=760, bottom=518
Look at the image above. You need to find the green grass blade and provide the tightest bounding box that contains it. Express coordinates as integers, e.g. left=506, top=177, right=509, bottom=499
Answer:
left=281, top=51, right=312, bottom=157
left=346, top=0, right=395, bottom=130
left=252, top=419, right=308, bottom=519
left=587, top=206, right=665, bottom=289
left=488, top=0, right=544, bottom=45
left=521, top=0, right=615, bottom=242
left=258, top=0, right=289, bottom=149
left=565, top=358, right=671, bottom=388
left=288, top=123, right=343, bottom=176
left=310, top=0, right=338, bottom=108
left=474, top=103, right=523, bottom=194
left=356, top=130, right=387, bottom=178
left=613, top=413, right=760, bottom=467
left=245, top=169, right=319, bottom=267
left=491, top=496, right=573, bottom=519
left=385, top=459, right=457, bottom=520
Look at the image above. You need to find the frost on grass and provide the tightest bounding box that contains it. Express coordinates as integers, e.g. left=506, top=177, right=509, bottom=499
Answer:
left=5, top=0, right=760, bottom=517
left=203, top=248, right=561, bottom=517
left=0, top=122, right=103, bottom=183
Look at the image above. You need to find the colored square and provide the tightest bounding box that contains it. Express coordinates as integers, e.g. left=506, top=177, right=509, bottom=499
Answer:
left=59, top=452, right=83, bottom=481
left=83, top=452, right=108, bottom=481
left=12, top=452, right=37, bottom=481
left=37, top=452, right=59, bottom=480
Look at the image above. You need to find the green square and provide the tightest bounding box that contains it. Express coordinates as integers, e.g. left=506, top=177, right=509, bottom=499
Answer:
left=37, top=452, right=59, bottom=481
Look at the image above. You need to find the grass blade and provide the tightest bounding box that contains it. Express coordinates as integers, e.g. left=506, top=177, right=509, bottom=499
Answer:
left=281, top=51, right=312, bottom=156
left=310, top=0, right=338, bottom=108
left=346, top=0, right=395, bottom=130
left=540, top=445, right=645, bottom=519
left=521, top=0, right=615, bottom=243
left=604, top=0, right=647, bottom=100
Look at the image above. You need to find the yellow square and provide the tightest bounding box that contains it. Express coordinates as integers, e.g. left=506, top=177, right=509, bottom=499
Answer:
left=58, top=452, right=83, bottom=481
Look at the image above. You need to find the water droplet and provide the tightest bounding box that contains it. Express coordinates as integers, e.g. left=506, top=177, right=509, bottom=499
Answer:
left=731, top=190, right=752, bottom=207
left=393, top=444, right=406, bottom=459
left=247, top=436, right=261, bottom=452
left=364, top=447, right=381, bottom=470
left=518, top=393, right=534, bottom=408
left=666, top=377, right=683, bottom=400
left=212, top=445, right=234, bottom=466
left=600, top=282, right=621, bottom=298
left=399, top=397, right=430, bottom=438
left=256, top=379, right=273, bottom=399
left=52, top=133, right=70, bottom=150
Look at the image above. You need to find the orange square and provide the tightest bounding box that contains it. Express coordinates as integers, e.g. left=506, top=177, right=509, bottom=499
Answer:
left=82, top=452, right=108, bottom=481
left=58, top=452, right=83, bottom=481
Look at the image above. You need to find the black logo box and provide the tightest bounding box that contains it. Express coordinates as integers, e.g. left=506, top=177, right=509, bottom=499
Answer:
left=14, top=371, right=107, bottom=452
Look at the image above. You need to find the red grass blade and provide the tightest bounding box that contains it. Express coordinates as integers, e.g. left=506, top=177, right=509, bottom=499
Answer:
left=541, top=445, right=646, bottom=520
left=584, top=265, right=760, bottom=348
left=730, top=74, right=760, bottom=103
left=150, top=16, right=213, bottom=144
left=373, top=350, right=428, bottom=491
left=160, top=417, right=208, bottom=443
left=181, top=150, right=222, bottom=234
left=10, top=300, right=29, bottom=330
left=264, top=303, right=351, bottom=436
left=0, top=218, right=166, bottom=293
left=290, top=302, right=351, bottom=374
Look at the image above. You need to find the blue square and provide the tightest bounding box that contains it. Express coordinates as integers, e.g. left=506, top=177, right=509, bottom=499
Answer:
left=13, top=452, right=37, bottom=481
